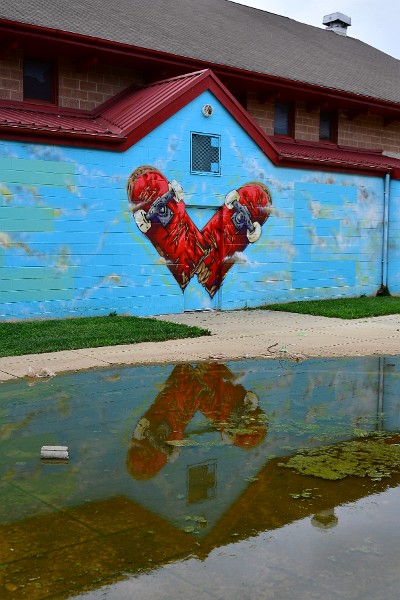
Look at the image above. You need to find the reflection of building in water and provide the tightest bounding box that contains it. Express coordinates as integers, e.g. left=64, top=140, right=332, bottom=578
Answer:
left=187, top=460, right=217, bottom=504
left=3, top=356, right=400, bottom=597
left=195, top=364, right=267, bottom=450
left=127, top=363, right=267, bottom=479
left=127, top=365, right=198, bottom=479
left=311, top=508, right=339, bottom=530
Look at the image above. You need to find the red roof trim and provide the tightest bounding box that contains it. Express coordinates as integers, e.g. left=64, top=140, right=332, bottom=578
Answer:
left=116, top=71, right=215, bottom=151
left=273, top=139, right=400, bottom=175
left=1, top=67, right=400, bottom=178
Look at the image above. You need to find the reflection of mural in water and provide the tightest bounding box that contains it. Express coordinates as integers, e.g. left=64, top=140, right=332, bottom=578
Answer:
left=2, top=357, right=400, bottom=597
left=127, top=363, right=267, bottom=479
left=127, top=166, right=272, bottom=297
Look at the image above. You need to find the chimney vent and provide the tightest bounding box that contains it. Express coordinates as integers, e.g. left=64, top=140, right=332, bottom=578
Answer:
left=323, top=12, right=351, bottom=36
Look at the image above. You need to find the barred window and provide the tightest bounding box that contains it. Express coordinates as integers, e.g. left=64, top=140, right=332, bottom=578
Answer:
left=191, top=133, right=221, bottom=175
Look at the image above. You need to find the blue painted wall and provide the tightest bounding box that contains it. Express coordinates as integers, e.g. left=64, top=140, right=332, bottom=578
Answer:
left=388, top=178, right=400, bottom=294
left=0, top=90, right=388, bottom=319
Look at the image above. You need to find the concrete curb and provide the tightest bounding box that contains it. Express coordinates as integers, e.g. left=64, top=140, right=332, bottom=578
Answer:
left=1, top=310, right=400, bottom=381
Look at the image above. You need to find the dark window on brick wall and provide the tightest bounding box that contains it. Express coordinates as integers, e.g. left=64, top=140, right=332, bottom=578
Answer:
left=233, top=90, right=247, bottom=110
left=274, top=101, right=294, bottom=136
left=320, top=110, right=338, bottom=142
left=23, top=58, right=56, bottom=103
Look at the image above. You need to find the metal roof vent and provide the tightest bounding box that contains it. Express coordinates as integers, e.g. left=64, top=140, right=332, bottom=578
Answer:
left=323, top=12, right=351, bottom=36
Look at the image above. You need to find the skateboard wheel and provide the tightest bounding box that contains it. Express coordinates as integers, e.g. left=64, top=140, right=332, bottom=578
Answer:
left=243, top=391, right=259, bottom=410
left=225, top=189, right=240, bottom=209
left=133, top=417, right=150, bottom=440
left=169, top=180, right=184, bottom=202
left=247, top=221, right=261, bottom=243
left=134, top=209, right=152, bottom=233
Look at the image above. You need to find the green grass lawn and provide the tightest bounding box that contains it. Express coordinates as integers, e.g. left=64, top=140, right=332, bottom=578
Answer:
left=0, top=315, right=210, bottom=358
left=259, top=296, right=400, bottom=319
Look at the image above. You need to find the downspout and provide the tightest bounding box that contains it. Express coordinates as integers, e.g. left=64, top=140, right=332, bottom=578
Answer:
left=377, top=356, right=385, bottom=432
left=377, top=172, right=391, bottom=295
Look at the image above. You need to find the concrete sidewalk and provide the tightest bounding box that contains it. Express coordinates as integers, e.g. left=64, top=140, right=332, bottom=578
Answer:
left=1, top=309, right=400, bottom=381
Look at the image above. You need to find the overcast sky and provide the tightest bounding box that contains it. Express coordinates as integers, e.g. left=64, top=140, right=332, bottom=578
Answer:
left=230, top=0, right=400, bottom=59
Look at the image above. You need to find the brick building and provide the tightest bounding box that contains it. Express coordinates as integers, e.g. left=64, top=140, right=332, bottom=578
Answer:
left=1, top=1, right=400, bottom=318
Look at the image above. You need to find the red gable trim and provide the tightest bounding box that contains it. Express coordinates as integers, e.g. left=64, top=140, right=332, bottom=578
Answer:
left=0, top=68, right=280, bottom=157
left=0, top=68, right=399, bottom=179
left=113, top=70, right=281, bottom=162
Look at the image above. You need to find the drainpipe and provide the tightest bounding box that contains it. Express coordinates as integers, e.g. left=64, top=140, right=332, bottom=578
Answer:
left=377, top=172, right=391, bottom=295
left=377, top=356, right=385, bottom=432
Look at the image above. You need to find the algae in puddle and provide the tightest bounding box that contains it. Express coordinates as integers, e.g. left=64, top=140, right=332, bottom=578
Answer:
left=281, top=436, right=400, bottom=481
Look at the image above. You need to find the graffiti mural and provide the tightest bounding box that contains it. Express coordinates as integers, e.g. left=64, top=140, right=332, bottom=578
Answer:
left=127, top=166, right=272, bottom=297
left=0, top=87, right=393, bottom=319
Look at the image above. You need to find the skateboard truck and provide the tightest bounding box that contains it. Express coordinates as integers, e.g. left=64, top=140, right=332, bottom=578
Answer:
left=134, top=180, right=184, bottom=233
left=225, top=190, right=262, bottom=243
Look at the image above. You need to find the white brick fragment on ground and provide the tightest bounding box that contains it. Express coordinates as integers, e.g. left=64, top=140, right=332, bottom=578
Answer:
left=40, top=446, right=69, bottom=460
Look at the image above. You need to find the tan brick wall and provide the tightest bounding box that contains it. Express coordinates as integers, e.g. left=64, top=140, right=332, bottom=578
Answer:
left=338, top=111, right=400, bottom=153
left=295, top=102, right=319, bottom=141
left=339, top=112, right=382, bottom=149
left=58, top=59, right=143, bottom=110
left=0, top=53, right=142, bottom=109
left=383, top=123, right=400, bottom=154
left=247, top=96, right=320, bottom=141
left=245, top=94, right=400, bottom=154
left=1, top=58, right=400, bottom=153
left=246, top=92, right=274, bottom=135
left=0, top=51, right=23, bottom=101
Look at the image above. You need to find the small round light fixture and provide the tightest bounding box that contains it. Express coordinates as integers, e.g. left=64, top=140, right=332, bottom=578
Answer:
left=202, top=104, right=213, bottom=117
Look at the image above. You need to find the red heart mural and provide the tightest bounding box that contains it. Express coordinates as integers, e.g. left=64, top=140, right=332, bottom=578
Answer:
left=127, top=166, right=272, bottom=296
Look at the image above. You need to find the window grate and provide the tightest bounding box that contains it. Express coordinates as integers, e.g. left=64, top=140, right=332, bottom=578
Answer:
left=191, top=133, right=221, bottom=175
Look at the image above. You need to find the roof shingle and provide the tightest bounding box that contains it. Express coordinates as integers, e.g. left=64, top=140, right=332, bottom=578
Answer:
left=1, top=0, right=400, bottom=105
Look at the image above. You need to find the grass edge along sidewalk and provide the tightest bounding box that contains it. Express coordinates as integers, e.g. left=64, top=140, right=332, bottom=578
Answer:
left=259, top=296, right=400, bottom=320
left=0, top=315, right=211, bottom=358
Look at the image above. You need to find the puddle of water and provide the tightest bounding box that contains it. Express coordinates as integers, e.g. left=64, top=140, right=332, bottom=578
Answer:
left=1, top=356, right=400, bottom=599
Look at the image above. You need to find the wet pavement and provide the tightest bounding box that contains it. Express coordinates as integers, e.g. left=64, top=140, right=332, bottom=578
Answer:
left=1, top=309, right=400, bottom=382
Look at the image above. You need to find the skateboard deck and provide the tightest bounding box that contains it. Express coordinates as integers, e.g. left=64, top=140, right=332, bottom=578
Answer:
left=198, top=182, right=272, bottom=297
left=127, top=166, right=210, bottom=290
